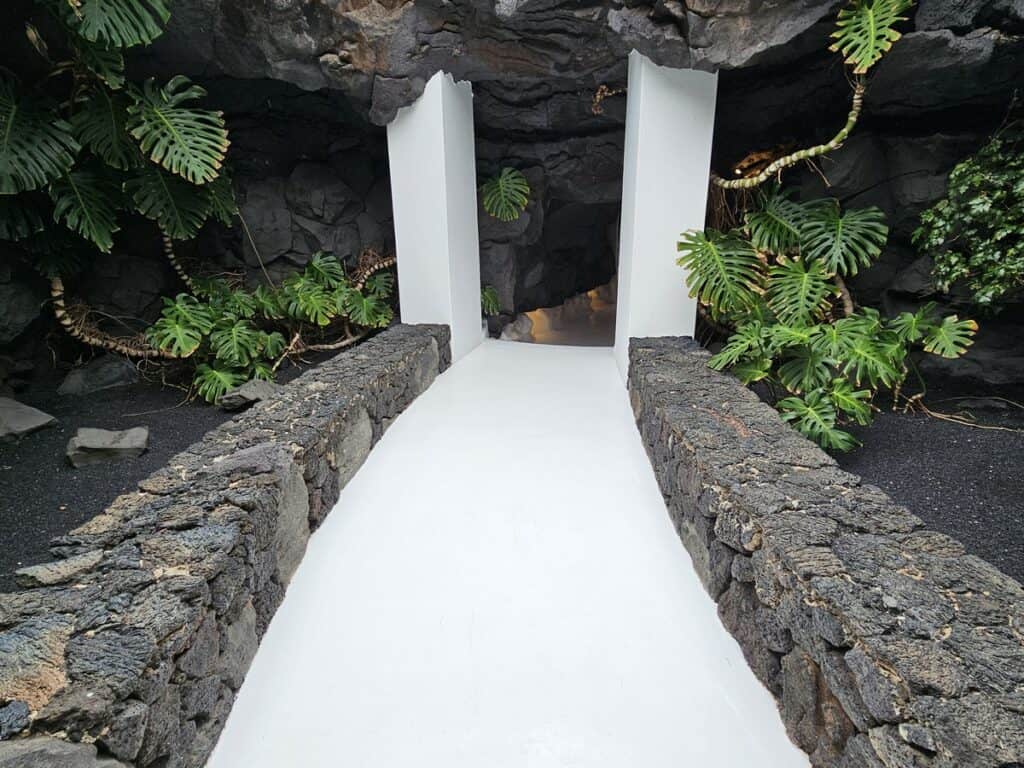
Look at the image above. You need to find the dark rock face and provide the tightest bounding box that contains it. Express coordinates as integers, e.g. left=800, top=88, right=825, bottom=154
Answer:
left=0, top=324, right=450, bottom=768
left=629, top=337, right=1024, bottom=768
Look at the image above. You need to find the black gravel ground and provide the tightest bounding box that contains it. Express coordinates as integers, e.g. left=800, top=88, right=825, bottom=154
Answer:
left=837, top=393, right=1024, bottom=584
left=0, top=383, right=234, bottom=591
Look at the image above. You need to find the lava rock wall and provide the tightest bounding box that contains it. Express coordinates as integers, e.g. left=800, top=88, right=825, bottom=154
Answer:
left=0, top=324, right=450, bottom=768
left=629, top=336, right=1024, bottom=768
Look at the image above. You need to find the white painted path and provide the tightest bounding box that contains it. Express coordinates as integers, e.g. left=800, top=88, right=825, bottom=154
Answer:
left=208, top=340, right=808, bottom=768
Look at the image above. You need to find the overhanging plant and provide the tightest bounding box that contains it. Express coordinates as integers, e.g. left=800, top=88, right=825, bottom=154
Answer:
left=677, top=187, right=977, bottom=451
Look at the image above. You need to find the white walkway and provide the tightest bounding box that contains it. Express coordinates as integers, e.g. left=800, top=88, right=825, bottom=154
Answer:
left=208, top=341, right=807, bottom=768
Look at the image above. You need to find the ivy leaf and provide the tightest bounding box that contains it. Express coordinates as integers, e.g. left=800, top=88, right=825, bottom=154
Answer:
left=48, top=167, right=121, bottom=253
left=0, top=78, right=80, bottom=194
left=923, top=315, right=978, bottom=358
left=127, top=77, right=230, bottom=185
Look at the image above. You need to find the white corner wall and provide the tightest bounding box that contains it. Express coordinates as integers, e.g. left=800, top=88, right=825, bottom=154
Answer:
left=614, top=51, right=718, bottom=381
left=387, top=72, right=483, bottom=363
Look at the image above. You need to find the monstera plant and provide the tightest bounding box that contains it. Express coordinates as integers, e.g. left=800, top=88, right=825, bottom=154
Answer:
left=677, top=187, right=976, bottom=450
left=714, top=0, right=913, bottom=189
left=480, top=167, right=531, bottom=222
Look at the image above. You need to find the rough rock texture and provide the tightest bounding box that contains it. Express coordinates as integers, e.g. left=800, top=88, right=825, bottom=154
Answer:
left=58, top=357, right=140, bottom=398
left=218, top=379, right=283, bottom=411
left=0, top=324, right=450, bottom=767
left=628, top=337, right=1024, bottom=768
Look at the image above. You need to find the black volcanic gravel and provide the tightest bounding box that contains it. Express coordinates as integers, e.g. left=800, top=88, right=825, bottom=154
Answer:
left=837, top=395, right=1024, bottom=584
left=0, top=382, right=232, bottom=591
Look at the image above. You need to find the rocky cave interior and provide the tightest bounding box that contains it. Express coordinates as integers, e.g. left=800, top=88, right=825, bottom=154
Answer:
left=2, top=0, right=1023, bottom=382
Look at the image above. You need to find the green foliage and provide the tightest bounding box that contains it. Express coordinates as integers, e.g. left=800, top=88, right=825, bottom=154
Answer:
left=146, top=253, right=397, bottom=401
left=681, top=190, right=976, bottom=451
left=0, top=79, right=79, bottom=194
left=127, top=77, right=230, bottom=185
left=0, top=3, right=234, bottom=265
left=829, top=0, right=914, bottom=74
left=481, top=285, right=501, bottom=316
left=675, top=229, right=760, bottom=319
left=481, top=167, right=531, bottom=222
left=915, top=120, right=1024, bottom=306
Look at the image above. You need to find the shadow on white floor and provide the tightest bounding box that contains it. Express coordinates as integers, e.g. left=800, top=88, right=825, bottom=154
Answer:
left=207, top=340, right=808, bottom=768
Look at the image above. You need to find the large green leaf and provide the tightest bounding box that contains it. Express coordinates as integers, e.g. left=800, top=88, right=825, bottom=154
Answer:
left=799, top=200, right=888, bottom=276
left=709, top=321, right=769, bottom=370
left=73, top=40, right=126, bottom=89
left=778, top=346, right=832, bottom=393
left=343, top=291, right=393, bottom=328
left=745, top=186, right=807, bottom=255
left=0, top=79, right=80, bottom=194
left=923, top=315, right=977, bottom=358
left=306, top=252, right=346, bottom=289
left=779, top=390, right=860, bottom=451
left=282, top=273, right=333, bottom=326
left=127, top=165, right=211, bottom=238
left=48, top=168, right=121, bottom=252
left=829, top=0, right=914, bottom=74
left=481, top=167, right=531, bottom=222
left=194, top=363, right=245, bottom=403
left=127, top=77, right=230, bottom=185
left=205, top=172, right=237, bottom=226
left=71, top=90, right=139, bottom=170
left=676, top=229, right=761, bottom=319
left=766, top=257, right=832, bottom=325
left=66, top=0, right=171, bottom=49
left=211, top=318, right=261, bottom=367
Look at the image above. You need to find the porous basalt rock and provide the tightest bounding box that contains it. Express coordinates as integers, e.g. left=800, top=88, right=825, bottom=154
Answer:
left=0, top=324, right=450, bottom=767
left=628, top=337, right=1024, bottom=768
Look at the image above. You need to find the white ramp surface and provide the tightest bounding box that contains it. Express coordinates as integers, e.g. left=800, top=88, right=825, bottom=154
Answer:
left=208, top=341, right=808, bottom=768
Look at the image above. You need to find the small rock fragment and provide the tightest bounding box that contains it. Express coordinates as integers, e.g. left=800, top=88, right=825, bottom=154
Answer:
left=66, top=427, right=149, bottom=468
left=218, top=379, right=282, bottom=411
left=0, top=398, right=56, bottom=440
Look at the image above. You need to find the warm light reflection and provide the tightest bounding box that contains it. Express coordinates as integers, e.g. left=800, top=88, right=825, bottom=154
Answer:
left=504, top=280, right=617, bottom=347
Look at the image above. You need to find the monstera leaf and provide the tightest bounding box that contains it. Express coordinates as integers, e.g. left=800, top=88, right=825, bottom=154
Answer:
left=765, top=257, right=832, bottom=326
left=830, top=0, right=914, bottom=74
left=64, top=0, right=170, bottom=49
left=73, top=40, right=126, bottom=89
left=127, top=77, right=230, bottom=185
left=779, top=390, right=860, bottom=451
left=923, top=315, right=978, bottom=358
left=126, top=165, right=211, bottom=239
left=194, top=363, right=244, bottom=403
left=48, top=168, right=121, bottom=252
left=676, top=229, right=761, bottom=318
left=204, top=173, right=238, bottom=226
left=481, top=167, right=531, bottom=222
left=0, top=79, right=79, bottom=194
left=72, top=90, right=139, bottom=170
left=745, top=186, right=807, bottom=255
left=799, top=201, right=888, bottom=277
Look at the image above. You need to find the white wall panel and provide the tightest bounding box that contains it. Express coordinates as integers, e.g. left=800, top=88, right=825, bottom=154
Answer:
left=387, top=72, right=483, bottom=362
left=614, top=52, right=718, bottom=380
